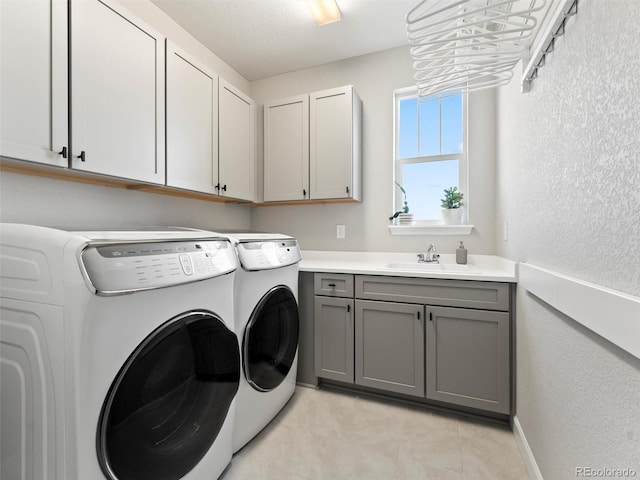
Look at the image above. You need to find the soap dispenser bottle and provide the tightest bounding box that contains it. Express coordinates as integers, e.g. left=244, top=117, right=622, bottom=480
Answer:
left=456, top=241, right=467, bottom=265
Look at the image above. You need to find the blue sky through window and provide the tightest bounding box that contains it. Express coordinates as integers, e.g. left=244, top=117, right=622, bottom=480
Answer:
left=402, top=160, right=459, bottom=220
left=398, top=95, right=462, bottom=159
left=396, top=93, right=463, bottom=220
left=442, top=95, right=462, bottom=154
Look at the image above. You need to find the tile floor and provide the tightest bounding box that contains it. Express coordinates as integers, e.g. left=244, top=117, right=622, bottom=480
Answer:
left=220, top=386, right=529, bottom=480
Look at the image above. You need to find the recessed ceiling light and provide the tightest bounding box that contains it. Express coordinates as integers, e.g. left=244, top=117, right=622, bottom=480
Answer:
left=306, top=0, right=341, bottom=26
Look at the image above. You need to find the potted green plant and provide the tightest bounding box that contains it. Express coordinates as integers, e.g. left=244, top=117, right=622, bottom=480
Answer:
left=389, top=181, right=412, bottom=223
left=440, top=186, right=464, bottom=225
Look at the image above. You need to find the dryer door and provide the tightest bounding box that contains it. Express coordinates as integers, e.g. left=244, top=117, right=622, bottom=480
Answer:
left=244, top=285, right=299, bottom=391
left=97, top=311, right=240, bottom=480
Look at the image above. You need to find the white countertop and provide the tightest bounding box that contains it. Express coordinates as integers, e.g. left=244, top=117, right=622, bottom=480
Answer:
left=299, top=250, right=517, bottom=282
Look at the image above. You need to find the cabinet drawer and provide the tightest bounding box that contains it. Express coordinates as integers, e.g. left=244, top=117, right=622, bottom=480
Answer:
left=355, top=275, right=509, bottom=311
left=314, top=273, right=354, bottom=298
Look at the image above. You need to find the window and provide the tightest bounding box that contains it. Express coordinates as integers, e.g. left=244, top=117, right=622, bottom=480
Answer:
left=393, top=87, right=467, bottom=224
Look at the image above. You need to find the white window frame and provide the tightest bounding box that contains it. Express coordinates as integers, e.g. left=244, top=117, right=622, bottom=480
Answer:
left=390, top=86, right=472, bottom=235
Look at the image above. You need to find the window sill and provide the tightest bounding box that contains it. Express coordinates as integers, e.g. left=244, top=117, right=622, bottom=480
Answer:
left=388, top=224, right=474, bottom=236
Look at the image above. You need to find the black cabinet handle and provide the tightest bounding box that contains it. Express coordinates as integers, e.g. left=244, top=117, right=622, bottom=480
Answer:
left=347, top=304, right=351, bottom=313
left=328, top=283, right=336, bottom=288
left=346, top=186, right=350, bottom=195
left=58, top=147, right=67, bottom=158
left=77, top=151, right=85, bottom=162
left=417, top=311, right=420, bottom=320
left=429, top=311, right=433, bottom=321
left=303, top=189, right=307, bottom=197
left=222, top=184, right=227, bottom=192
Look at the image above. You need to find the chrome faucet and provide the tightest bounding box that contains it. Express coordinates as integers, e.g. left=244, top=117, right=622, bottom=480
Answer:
left=417, top=243, right=439, bottom=263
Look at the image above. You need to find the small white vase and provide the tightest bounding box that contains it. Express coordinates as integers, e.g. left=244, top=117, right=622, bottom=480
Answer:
left=441, top=208, right=463, bottom=225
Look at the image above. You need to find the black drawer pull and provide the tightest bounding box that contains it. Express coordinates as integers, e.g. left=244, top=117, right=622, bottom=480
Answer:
left=327, top=283, right=336, bottom=288
left=58, top=147, right=67, bottom=158
left=77, top=151, right=85, bottom=162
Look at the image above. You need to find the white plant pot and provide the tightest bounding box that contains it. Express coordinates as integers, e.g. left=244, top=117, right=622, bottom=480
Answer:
left=441, top=208, right=463, bottom=225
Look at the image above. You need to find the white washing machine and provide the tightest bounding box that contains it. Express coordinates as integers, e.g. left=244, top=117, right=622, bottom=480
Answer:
left=0, top=224, right=241, bottom=480
left=211, top=231, right=301, bottom=453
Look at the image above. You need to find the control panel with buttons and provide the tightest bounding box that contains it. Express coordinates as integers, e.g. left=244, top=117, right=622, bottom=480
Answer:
left=235, top=239, right=301, bottom=271
left=80, top=240, right=237, bottom=295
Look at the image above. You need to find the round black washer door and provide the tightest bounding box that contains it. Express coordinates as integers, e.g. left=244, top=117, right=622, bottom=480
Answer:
left=97, top=311, right=240, bottom=480
left=244, top=285, right=299, bottom=392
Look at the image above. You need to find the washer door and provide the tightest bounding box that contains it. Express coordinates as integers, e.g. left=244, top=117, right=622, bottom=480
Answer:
left=243, top=285, right=299, bottom=392
left=97, top=311, right=240, bottom=480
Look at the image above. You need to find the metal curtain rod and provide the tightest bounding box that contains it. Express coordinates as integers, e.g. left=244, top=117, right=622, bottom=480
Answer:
left=521, top=0, right=578, bottom=92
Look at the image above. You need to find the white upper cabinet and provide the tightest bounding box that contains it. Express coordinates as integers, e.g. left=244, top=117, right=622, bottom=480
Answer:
left=70, top=0, right=165, bottom=184
left=263, top=85, right=362, bottom=203
left=0, top=0, right=68, bottom=167
left=310, top=85, right=362, bottom=201
left=2, top=0, right=256, bottom=202
left=263, top=95, right=309, bottom=202
left=166, top=42, right=218, bottom=194
left=218, top=80, right=255, bottom=202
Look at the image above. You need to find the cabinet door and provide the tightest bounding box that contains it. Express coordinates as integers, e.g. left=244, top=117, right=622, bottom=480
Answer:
left=166, top=42, right=218, bottom=194
left=263, top=95, right=309, bottom=202
left=218, top=79, right=255, bottom=201
left=0, top=0, right=67, bottom=166
left=426, top=306, right=510, bottom=414
left=314, top=297, right=354, bottom=383
left=355, top=300, right=424, bottom=397
left=309, top=85, right=361, bottom=200
left=70, top=0, right=165, bottom=184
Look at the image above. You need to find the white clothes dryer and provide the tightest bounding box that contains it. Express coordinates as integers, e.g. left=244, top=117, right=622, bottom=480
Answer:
left=0, top=224, right=240, bottom=480
left=211, top=231, right=301, bottom=453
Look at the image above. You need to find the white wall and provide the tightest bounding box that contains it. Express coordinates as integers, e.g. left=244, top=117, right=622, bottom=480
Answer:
left=250, top=46, right=498, bottom=254
left=0, top=0, right=252, bottom=231
left=0, top=172, right=249, bottom=230
left=496, top=2, right=640, bottom=478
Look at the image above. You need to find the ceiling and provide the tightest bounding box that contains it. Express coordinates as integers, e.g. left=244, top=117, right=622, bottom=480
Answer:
left=150, top=0, right=419, bottom=81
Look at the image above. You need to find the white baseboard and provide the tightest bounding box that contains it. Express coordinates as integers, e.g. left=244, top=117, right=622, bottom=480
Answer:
left=513, top=415, right=544, bottom=480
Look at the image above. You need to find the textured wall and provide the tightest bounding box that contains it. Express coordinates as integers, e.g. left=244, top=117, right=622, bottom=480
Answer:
left=496, top=1, right=640, bottom=478
left=497, top=2, right=640, bottom=295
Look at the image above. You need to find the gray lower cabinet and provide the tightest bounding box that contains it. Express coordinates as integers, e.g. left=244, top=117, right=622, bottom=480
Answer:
left=314, top=296, right=354, bottom=383
left=312, top=272, right=512, bottom=416
left=355, top=300, right=424, bottom=397
left=426, top=306, right=510, bottom=414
